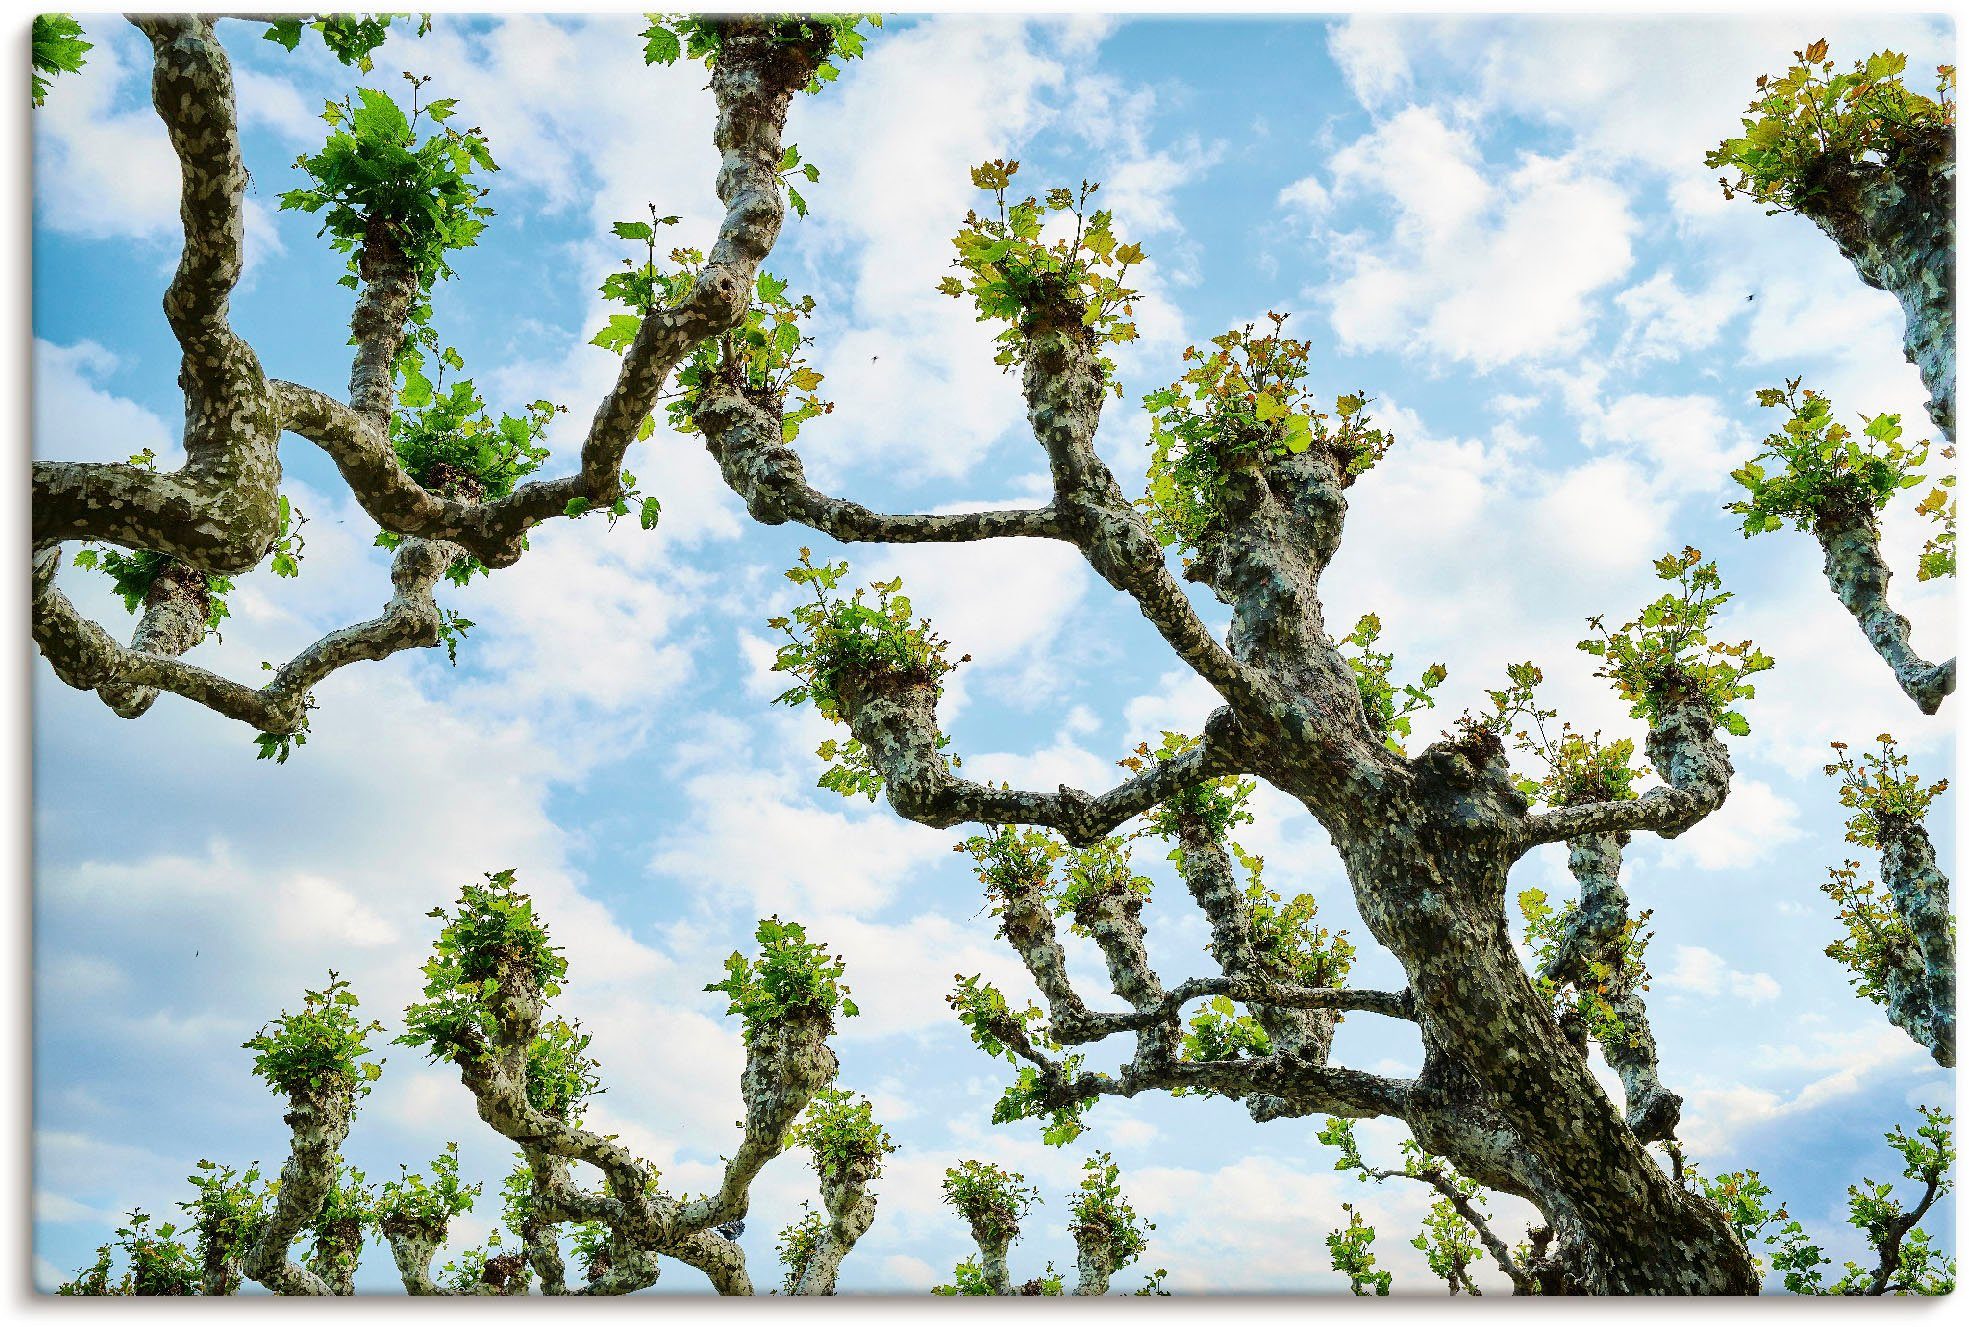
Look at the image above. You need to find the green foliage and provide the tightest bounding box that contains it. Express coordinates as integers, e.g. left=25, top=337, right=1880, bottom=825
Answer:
left=930, top=1254, right=998, bottom=1296
left=1338, top=612, right=1447, bottom=753
left=1819, top=736, right=1951, bottom=1015
left=1825, top=733, right=1950, bottom=847
left=1179, top=994, right=1272, bottom=1067
left=1706, top=39, right=1955, bottom=213
left=378, top=1142, right=480, bottom=1233
left=31, top=14, right=90, bottom=107
left=400, top=870, right=569, bottom=1063
left=942, top=1159, right=1040, bottom=1247
left=1140, top=315, right=1393, bottom=553
left=242, top=972, right=385, bottom=1100
left=261, top=14, right=427, bottom=72
left=1238, top=845, right=1355, bottom=988
left=57, top=1210, right=200, bottom=1297
left=525, top=1018, right=603, bottom=1121
left=1517, top=886, right=1653, bottom=1050
left=280, top=77, right=496, bottom=290
left=793, top=1087, right=896, bottom=1183
left=1579, top=546, right=1773, bottom=734
left=182, top=1159, right=267, bottom=1274
left=705, top=916, right=858, bottom=1039
left=1122, top=732, right=1254, bottom=844
left=71, top=547, right=234, bottom=631
left=1821, top=858, right=1916, bottom=1011
left=1481, top=661, right=1646, bottom=806
left=957, top=824, right=1064, bottom=915
left=948, top=982, right=1095, bottom=1146
left=770, top=550, right=964, bottom=719
left=1700, top=1109, right=1955, bottom=1294
left=1327, top=1203, right=1391, bottom=1295
left=1913, top=456, right=1956, bottom=581
left=938, top=160, right=1143, bottom=389
left=254, top=725, right=309, bottom=764
left=1412, top=1195, right=1483, bottom=1292
left=639, top=13, right=880, bottom=94
left=1069, top=1152, right=1152, bottom=1271
left=775, top=1202, right=826, bottom=1293
left=392, top=348, right=556, bottom=504
left=1729, top=382, right=1932, bottom=537
left=1053, top=838, right=1151, bottom=934
left=662, top=267, right=835, bottom=443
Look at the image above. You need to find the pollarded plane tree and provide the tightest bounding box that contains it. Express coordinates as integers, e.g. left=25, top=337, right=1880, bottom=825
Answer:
left=59, top=874, right=897, bottom=1297
left=931, top=1155, right=1166, bottom=1296
left=670, top=128, right=1955, bottom=1289
left=28, top=12, right=874, bottom=758
left=1709, top=43, right=1956, bottom=1067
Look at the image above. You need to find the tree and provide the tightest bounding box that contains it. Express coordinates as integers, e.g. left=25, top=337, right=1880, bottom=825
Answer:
left=29, top=12, right=872, bottom=756
left=932, top=1154, right=1165, bottom=1296
left=708, top=155, right=1779, bottom=1286
left=57, top=873, right=893, bottom=1296
left=1709, top=40, right=1955, bottom=444
left=1708, top=44, right=1957, bottom=1065
left=28, top=16, right=1955, bottom=1296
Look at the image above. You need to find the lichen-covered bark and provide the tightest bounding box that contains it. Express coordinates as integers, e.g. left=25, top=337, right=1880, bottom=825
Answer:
left=1800, top=136, right=1955, bottom=443
left=241, top=1082, right=356, bottom=1296
left=1816, top=518, right=1955, bottom=713
left=34, top=538, right=462, bottom=735
left=94, top=561, right=212, bottom=718
left=702, top=280, right=1764, bottom=1294
left=1545, top=834, right=1681, bottom=1142
left=33, top=16, right=829, bottom=735
left=1876, top=814, right=1957, bottom=1066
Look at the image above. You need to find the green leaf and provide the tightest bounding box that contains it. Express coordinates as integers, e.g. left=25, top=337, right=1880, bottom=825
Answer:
left=640, top=22, right=682, bottom=66
left=612, top=220, right=654, bottom=241
left=262, top=18, right=304, bottom=52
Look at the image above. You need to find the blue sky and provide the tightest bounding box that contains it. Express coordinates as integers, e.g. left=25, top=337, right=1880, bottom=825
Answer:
left=31, top=11, right=1956, bottom=1294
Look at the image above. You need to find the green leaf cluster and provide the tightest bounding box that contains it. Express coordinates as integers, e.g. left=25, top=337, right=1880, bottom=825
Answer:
left=705, top=916, right=858, bottom=1040
left=1052, top=838, right=1152, bottom=935
left=242, top=972, right=385, bottom=1100
left=378, top=1143, right=481, bottom=1235
left=56, top=1210, right=201, bottom=1297
left=639, top=13, right=880, bottom=94
left=1517, top=887, right=1653, bottom=1051
left=793, top=1087, right=896, bottom=1183
left=938, top=161, right=1143, bottom=388
left=1579, top=546, right=1773, bottom=734
left=392, top=348, right=556, bottom=505
left=1480, top=661, right=1646, bottom=806
left=1338, top=611, right=1446, bottom=754
left=941, top=1159, right=1040, bottom=1247
left=1326, top=1203, right=1391, bottom=1295
left=770, top=550, right=963, bottom=716
left=1706, top=40, right=1955, bottom=213
left=262, top=14, right=427, bottom=72
left=400, top=869, right=569, bottom=1063
left=1239, top=845, right=1355, bottom=988
left=71, top=547, right=234, bottom=630
left=1068, top=1151, right=1152, bottom=1271
left=1141, top=315, right=1392, bottom=554
left=1729, top=382, right=1931, bottom=537
left=31, top=14, right=90, bottom=107
left=280, top=80, right=496, bottom=290
left=1122, top=731, right=1254, bottom=844
left=1824, top=733, right=1949, bottom=847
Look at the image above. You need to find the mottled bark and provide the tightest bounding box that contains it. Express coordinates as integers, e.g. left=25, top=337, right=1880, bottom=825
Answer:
left=94, top=561, right=212, bottom=718
left=1816, top=517, right=1955, bottom=714
left=34, top=539, right=462, bottom=735
left=240, top=1082, right=356, bottom=1296
left=1800, top=135, right=1955, bottom=444
left=34, top=16, right=829, bottom=734
left=1545, top=834, right=1680, bottom=1142
left=702, top=273, right=1762, bottom=1294
left=1876, top=814, right=1957, bottom=1066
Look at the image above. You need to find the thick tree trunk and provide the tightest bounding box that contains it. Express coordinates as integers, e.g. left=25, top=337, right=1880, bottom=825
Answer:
left=1324, top=795, right=1756, bottom=1294
left=1802, top=135, right=1955, bottom=444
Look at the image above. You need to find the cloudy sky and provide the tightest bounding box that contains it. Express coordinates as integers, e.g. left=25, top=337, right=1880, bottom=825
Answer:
left=31, top=10, right=1956, bottom=1294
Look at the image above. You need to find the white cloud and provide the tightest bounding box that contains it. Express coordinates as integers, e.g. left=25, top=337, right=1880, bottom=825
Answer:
left=1659, top=778, right=1804, bottom=871
left=1305, top=109, right=1636, bottom=368
left=33, top=340, right=179, bottom=467
left=1660, top=945, right=1781, bottom=1004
